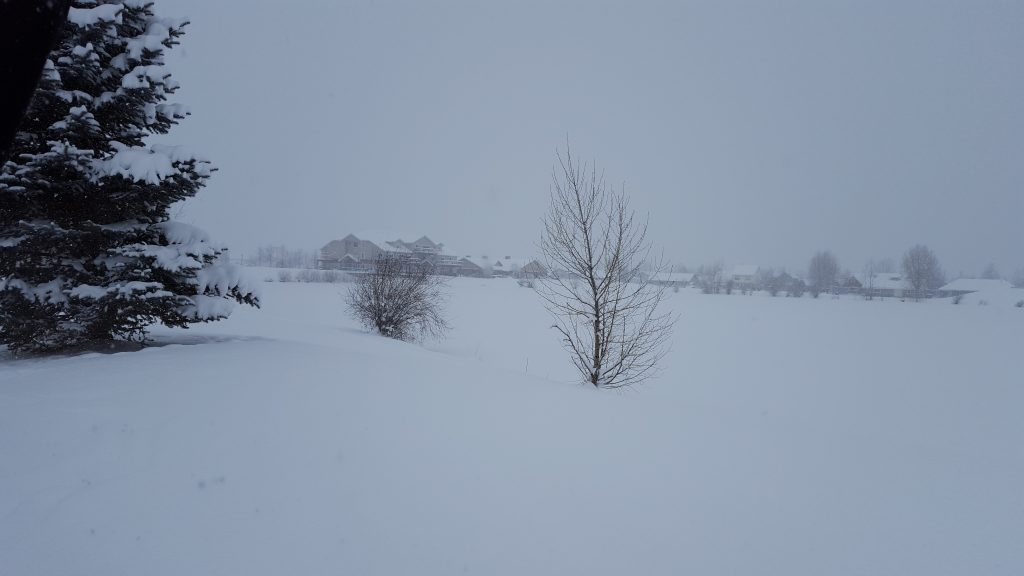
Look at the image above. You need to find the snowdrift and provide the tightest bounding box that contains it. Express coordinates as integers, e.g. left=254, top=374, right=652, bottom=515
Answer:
left=2, top=278, right=1023, bottom=575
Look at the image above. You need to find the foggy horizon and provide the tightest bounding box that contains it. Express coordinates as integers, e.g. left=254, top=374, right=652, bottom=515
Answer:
left=4, top=2, right=1024, bottom=573
left=159, top=0, right=1022, bottom=276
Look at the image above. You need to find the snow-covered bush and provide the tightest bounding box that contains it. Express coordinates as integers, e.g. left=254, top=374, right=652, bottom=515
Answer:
left=270, top=269, right=345, bottom=284
left=293, top=269, right=346, bottom=283
left=299, top=269, right=317, bottom=283
left=0, top=1, right=258, bottom=354
left=1016, top=300, right=1024, bottom=308
left=347, top=256, right=448, bottom=342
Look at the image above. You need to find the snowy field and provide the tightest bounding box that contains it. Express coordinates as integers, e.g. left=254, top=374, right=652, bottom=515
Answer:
left=2, top=276, right=1023, bottom=575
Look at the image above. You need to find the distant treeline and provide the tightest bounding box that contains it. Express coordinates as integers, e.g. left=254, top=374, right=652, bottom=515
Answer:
left=243, top=245, right=317, bottom=269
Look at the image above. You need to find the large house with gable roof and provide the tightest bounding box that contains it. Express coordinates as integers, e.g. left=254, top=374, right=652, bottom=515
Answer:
left=317, top=233, right=459, bottom=274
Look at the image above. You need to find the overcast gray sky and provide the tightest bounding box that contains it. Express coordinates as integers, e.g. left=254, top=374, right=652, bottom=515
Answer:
left=160, top=0, right=1023, bottom=276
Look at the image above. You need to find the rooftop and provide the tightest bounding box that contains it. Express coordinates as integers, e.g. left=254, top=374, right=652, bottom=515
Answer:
left=939, top=278, right=1014, bottom=292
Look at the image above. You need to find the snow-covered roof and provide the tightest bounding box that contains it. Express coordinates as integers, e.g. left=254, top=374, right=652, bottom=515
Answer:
left=345, top=230, right=404, bottom=252
left=459, top=256, right=537, bottom=272
left=939, top=278, right=1013, bottom=292
left=349, top=232, right=457, bottom=256
left=729, top=265, right=760, bottom=277
left=492, top=257, right=532, bottom=271
left=460, top=256, right=492, bottom=270
left=856, top=272, right=908, bottom=290
left=410, top=236, right=440, bottom=249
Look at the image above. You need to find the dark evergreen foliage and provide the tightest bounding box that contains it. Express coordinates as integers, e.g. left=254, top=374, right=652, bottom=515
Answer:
left=0, top=1, right=258, bottom=354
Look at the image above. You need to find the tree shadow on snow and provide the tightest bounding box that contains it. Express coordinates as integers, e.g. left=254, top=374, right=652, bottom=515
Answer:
left=0, top=334, right=268, bottom=364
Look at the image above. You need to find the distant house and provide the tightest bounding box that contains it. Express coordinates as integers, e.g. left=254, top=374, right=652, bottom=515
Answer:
left=493, top=257, right=547, bottom=278
left=490, top=257, right=521, bottom=278
left=458, top=256, right=491, bottom=277
left=774, top=271, right=805, bottom=296
left=857, top=272, right=910, bottom=299
left=517, top=260, right=547, bottom=279
left=333, top=253, right=360, bottom=270
left=938, top=278, right=1013, bottom=298
left=462, top=254, right=497, bottom=276
left=836, top=273, right=863, bottom=295
left=456, top=256, right=546, bottom=279
left=648, top=272, right=694, bottom=288
left=318, top=232, right=459, bottom=274
left=319, top=233, right=402, bottom=270
left=728, top=265, right=760, bottom=289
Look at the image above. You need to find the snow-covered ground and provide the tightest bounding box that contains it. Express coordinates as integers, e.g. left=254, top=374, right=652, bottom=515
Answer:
left=2, top=277, right=1023, bottom=575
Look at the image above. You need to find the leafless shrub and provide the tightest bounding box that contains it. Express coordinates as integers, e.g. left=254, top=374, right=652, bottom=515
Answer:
left=346, top=255, right=449, bottom=342
left=286, top=269, right=348, bottom=283
left=697, top=262, right=724, bottom=294
left=322, top=270, right=345, bottom=283
left=277, top=270, right=293, bottom=283
left=538, top=144, right=675, bottom=389
left=296, top=268, right=320, bottom=283
left=758, top=268, right=781, bottom=296
left=1015, top=300, right=1023, bottom=308
left=952, top=294, right=964, bottom=305
left=1013, top=268, right=1024, bottom=289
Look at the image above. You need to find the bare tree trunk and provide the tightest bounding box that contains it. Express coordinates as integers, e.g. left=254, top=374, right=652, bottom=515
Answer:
left=0, top=0, right=71, bottom=163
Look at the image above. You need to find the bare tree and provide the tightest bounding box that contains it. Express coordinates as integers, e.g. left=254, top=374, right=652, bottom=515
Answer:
left=981, top=263, right=1001, bottom=280
left=697, top=262, right=724, bottom=294
left=756, top=267, right=777, bottom=295
left=247, top=244, right=315, bottom=269
left=347, top=255, right=449, bottom=342
left=861, top=260, right=876, bottom=300
left=807, top=250, right=840, bottom=297
left=861, top=258, right=896, bottom=299
left=902, top=244, right=944, bottom=298
left=538, top=145, right=675, bottom=389
left=786, top=274, right=806, bottom=297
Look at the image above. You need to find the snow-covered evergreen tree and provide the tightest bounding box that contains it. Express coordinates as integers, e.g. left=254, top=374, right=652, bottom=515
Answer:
left=0, top=1, right=258, bottom=354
